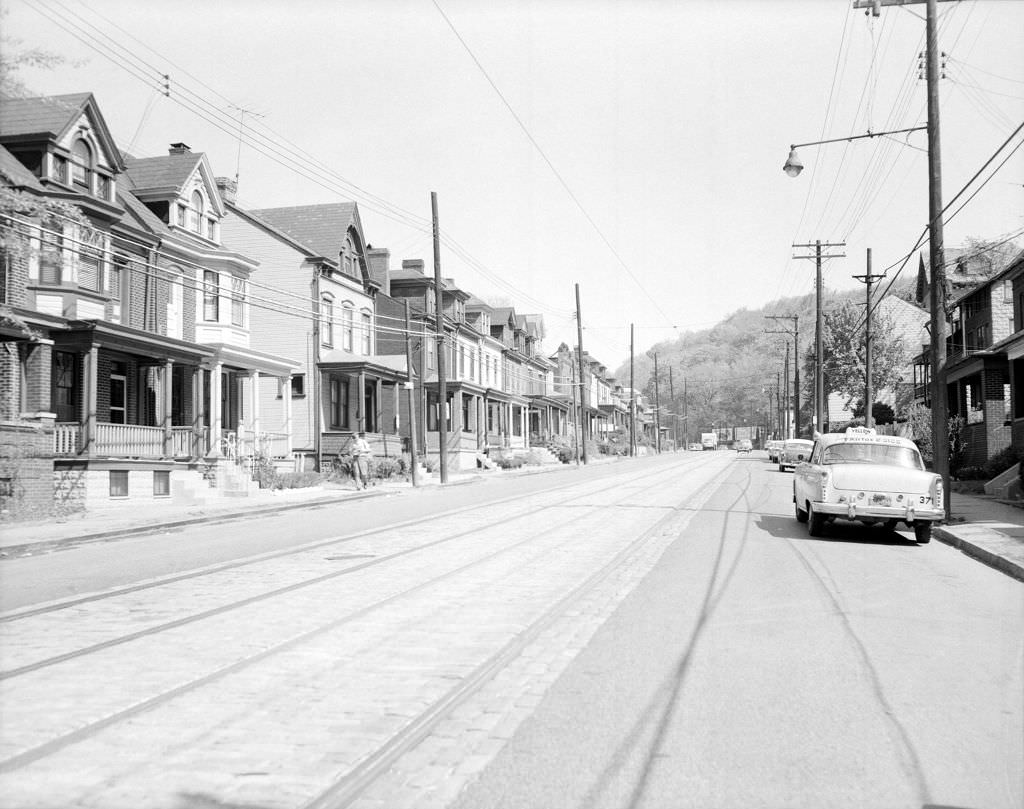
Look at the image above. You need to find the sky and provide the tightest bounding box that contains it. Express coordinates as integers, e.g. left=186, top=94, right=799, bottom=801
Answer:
left=3, top=0, right=1023, bottom=371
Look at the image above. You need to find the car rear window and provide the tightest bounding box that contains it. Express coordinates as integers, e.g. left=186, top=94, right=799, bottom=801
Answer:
left=822, top=443, right=923, bottom=469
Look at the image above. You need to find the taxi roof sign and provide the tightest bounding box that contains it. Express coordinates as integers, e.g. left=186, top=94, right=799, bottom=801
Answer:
left=845, top=426, right=877, bottom=435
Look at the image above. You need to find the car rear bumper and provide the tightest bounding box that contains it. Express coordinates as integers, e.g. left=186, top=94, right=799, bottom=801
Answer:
left=812, top=501, right=943, bottom=522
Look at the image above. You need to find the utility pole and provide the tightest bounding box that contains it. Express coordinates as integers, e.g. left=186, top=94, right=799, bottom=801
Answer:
left=766, top=315, right=801, bottom=437
left=854, top=0, right=954, bottom=517
left=669, top=366, right=676, bottom=451
left=570, top=357, right=580, bottom=465
left=776, top=372, right=781, bottom=438
left=404, top=301, right=420, bottom=487
left=653, top=352, right=662, bottom=454
left=793, top=240, right=845, bottom=435
left=683, top=376, right=688, bottom=447
left=853, top=247, right=885, bottom=428
left=629, top=323, right=636, bottom=457
left=431, top=192, right=448, bottom=484
left=575, top=283, right=588, bottom=464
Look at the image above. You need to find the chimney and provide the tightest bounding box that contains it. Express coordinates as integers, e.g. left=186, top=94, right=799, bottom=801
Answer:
left=215, top=176, right=238, bottom=205
left=402, top=259, right=425, bottom=275
left=168, top=142, right=191, bottom=155
left=367, top=247, right=391, bottom=296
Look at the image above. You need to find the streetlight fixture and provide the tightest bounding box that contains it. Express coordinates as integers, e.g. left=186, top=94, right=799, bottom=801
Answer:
left=783, top=126, right=926, bottom=178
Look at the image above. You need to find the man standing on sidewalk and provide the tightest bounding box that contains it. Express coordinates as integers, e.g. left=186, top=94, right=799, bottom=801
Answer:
left=351, top=432, right=372, bottom=490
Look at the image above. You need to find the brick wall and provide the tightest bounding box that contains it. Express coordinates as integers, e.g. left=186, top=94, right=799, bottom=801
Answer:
left=0, top=419, right=55, bottom=521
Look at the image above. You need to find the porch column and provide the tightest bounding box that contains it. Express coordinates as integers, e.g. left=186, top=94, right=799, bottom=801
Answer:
left=376, top=377, right=383, bottom=433
left=210, top=361, right=223, bottom=454
left=249, top=370, right=261, bottom=439
left=358, top=370, right=367, bottom=431
left=162, top=359, right=173, bottom=457
left=392, top=381, right=400, bottom=434
left=193, top=366, right=205, bottom=459
left=83, top=345, right=99, bottom=455
left=283, top=375, right=293, bottom=453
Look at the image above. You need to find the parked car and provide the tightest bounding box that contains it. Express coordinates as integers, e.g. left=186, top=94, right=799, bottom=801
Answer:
left=766, top=440, right=784, bottom=462
left=736, top=439, right=753, bottom=453
left=792, top=427, right=943, bottom=543
left=688, top=442, right=703, bottom=451
left=778, top=438, right=813, bottom=472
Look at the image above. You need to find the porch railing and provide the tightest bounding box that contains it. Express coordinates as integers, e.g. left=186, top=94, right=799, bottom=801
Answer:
left=54, top=423, right=81, bottom=456
left=54, top=423, right=211, bottom=458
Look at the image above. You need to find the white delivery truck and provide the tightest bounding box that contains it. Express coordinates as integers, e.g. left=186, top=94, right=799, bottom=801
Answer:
left=700, top=432, right=718, bottom=451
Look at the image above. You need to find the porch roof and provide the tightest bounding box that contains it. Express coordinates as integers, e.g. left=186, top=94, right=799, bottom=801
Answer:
left=204, top=343, right=300, bottom=376
left=528, top=395, right=570, bottom=411
left=318, top=350, right=408, bottom=382
left=945, top=350, right=1006, bottom=384
left=57, top=320, right=215, bottom=364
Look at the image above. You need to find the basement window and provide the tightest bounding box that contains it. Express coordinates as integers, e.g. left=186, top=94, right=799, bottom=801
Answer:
left=109, top=470, right=128, bottom=498
left=153, top=471, right=170, bottom=497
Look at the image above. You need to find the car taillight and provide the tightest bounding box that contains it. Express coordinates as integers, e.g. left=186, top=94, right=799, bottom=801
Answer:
left=819, top=469, right=830, bottom=499
left=933, top=476, right=943, bottom=510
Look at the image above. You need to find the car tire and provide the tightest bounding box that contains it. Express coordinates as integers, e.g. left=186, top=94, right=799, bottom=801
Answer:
left=795, top=497, right=808, bottom=523
left=807, top=502, right=826, bottom=537
left=913, top=521, right=932, bottom=544
left=778, top=464, right=785, bottom=473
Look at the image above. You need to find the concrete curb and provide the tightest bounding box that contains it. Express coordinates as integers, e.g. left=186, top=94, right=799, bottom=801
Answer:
left=933, top=526, right=1024, bottom=583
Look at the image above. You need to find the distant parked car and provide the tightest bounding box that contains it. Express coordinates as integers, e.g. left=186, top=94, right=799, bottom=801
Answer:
left=792, top=427, right=942, bottom=543
left=688, top=442, right=703, bottom=451
left=778, top=439, right=813, bottom=472
left=766, top=440, right=783, bottom=462
left=736, top=439, right=753, bottom=453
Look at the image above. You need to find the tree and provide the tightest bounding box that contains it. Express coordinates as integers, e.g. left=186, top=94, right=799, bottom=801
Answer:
left=0, top=10, right=72, bottom=98
left=814, top=300, right=907, bottom=412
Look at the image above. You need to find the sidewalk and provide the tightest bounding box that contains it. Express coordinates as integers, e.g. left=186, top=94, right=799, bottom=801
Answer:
left=935, top=491, right=1024, bottom=582
left=1, top=476, right=1023, bottom=582
left=0, top=473, right=475, bottom=557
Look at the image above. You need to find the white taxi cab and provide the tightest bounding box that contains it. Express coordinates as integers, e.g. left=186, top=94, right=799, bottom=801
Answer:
left=792, top=427, right=943, bottom=543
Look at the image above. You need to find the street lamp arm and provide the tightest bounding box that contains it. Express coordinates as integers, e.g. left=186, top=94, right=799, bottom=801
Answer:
left=784, top=125, right=927, bottom=176
left=790, top=125, right=926, bottom=150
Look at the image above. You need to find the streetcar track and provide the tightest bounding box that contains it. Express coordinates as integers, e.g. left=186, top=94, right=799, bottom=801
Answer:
left=300, top=460, right=737, bottom=809
left=0, top=458, right=729, bottom=775
left=0, top=458, right=705, bottom=626
left=1, top=463, right=712, bottom=685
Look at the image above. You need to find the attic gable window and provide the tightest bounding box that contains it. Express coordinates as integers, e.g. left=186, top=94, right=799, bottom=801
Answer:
left=190, top=191, right=204, bottom=233
left=70, top=139, right=92, bottom=189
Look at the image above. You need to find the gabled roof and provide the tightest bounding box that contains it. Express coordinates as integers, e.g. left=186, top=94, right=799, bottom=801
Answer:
left=123, top=153, right=202, bottom=193
left=0, top=93, right=124, bottom=171
left=123, top=151, right=226, bottom=217
left=250, top=202, right=362, bottom=260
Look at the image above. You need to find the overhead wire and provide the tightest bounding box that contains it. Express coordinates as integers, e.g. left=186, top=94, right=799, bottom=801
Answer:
left=778, top=2, right=853, bottom=300
left=429, top=0, right=676, bottom=332
left=26, top=0, right=577, bottom=320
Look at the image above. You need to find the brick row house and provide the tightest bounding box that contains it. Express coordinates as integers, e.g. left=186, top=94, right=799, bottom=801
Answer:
left=1, top=90, right=639, bottom=518
left=913, top=248, right=1024, bottom=470
left=0, top=93, right=297, bottom=514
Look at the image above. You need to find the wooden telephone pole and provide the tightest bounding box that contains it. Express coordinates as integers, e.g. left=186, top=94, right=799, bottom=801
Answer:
left=853, top=0, right=954, bottom=516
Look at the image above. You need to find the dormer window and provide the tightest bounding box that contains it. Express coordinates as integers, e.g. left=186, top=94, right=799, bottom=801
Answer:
left=71, top=139, right=92, bottom=189
left=190, top=191, right=204, bottom=233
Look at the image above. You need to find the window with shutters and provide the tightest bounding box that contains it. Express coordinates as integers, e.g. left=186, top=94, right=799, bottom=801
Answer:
left=39, top=219, right=64, bottom=285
